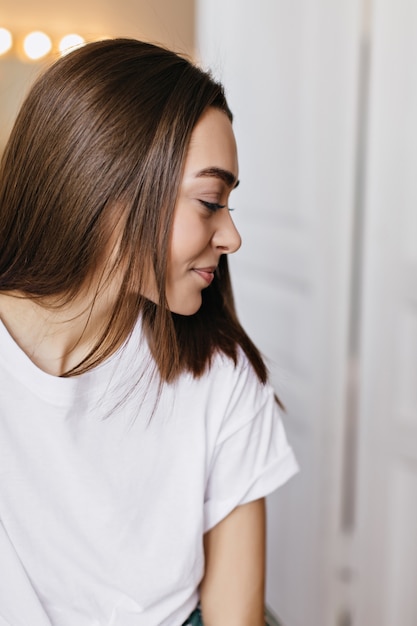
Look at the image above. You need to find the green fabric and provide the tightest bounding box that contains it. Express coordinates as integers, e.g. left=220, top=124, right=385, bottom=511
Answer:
left=182, top=606, right=273, bottom=625
left=182, top=607, right=203, bottom=625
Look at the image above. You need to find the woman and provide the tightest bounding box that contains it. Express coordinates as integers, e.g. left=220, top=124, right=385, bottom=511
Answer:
left=0, top=39, right=298, bottom=625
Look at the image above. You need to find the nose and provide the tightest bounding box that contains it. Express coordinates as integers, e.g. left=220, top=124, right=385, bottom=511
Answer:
left=212, top=209, right=242, bottom=254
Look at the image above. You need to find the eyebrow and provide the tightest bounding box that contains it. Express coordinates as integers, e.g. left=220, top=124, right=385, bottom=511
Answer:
left=195, top=167, right=240, bottom=189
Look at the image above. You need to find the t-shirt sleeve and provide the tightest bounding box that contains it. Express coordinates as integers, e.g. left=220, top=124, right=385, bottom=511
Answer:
left=203, top=359, right=299, bottom=532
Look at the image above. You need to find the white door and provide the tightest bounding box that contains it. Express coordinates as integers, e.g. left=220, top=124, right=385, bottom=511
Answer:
left=354, top=1, right=417, bottom=624
left=197, top=2, right=361, bottom=625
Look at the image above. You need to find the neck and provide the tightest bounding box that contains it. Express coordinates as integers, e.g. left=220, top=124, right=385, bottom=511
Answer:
left=0, top=285, right=115, bottom=376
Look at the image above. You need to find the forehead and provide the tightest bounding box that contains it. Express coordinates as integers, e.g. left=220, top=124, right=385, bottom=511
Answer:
left=183, top=108, right=239, bottom=184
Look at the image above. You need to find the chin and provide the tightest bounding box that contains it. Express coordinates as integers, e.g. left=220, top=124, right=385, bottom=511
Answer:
left=169, top=295, right=203, bottom=316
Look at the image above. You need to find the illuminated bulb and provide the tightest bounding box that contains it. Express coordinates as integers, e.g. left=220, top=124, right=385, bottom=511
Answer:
left=23, top=31, right=52, bottom=60
left=0, top=27, right=13, bottom=55
left=59, top=33, right=85, bottom=55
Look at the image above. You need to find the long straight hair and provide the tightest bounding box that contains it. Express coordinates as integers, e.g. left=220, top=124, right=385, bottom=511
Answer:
left=0, top=38, right=272, bottom=391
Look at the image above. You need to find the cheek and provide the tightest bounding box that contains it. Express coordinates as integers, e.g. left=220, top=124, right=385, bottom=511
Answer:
left=169, top=218, right=208, bottom=267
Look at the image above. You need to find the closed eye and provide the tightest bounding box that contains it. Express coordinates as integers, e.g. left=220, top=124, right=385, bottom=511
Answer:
left=199, top=200, right=226, bottom=212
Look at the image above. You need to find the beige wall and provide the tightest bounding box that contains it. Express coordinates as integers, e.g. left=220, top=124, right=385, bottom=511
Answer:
left=0, top=0, right=195, bottom=55
left=0, top=1, right=195, bottom=149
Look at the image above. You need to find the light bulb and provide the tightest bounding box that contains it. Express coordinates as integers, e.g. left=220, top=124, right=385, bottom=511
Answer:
left=0, top=27, right=12, bottom=55
left=59, top=33, right=85, bottom=56
left=23, top=31, right=52, bottom=60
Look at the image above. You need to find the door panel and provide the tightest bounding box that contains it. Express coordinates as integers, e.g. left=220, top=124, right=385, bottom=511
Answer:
left=197, top=2, right=361, bottom=624
left=355, top=1, right=417, bottom=624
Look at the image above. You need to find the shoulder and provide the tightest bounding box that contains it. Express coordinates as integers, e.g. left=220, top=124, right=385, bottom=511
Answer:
left=203, top=348, right=267, bottom=392
left=180, top=348, right=271, bottom=402
left=172, top=348, right=277, bottom=441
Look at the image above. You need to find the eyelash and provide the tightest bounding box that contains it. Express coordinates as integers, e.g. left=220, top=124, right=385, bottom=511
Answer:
left=199, top=200, right=226, bottom=212
left=199, top=200, right=234, bottom=212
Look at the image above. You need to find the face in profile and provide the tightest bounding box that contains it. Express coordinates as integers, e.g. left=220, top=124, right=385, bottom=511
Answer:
left=165, top=107, right=242, bottom=315
left=103, top=107, right=241, bottom=317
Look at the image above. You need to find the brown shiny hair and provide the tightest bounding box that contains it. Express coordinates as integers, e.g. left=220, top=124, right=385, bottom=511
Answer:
left=0, top=38, right=270, bottom=387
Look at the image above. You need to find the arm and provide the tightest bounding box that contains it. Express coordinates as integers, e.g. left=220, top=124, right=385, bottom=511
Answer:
left=200, top=498, right=266, bottom=626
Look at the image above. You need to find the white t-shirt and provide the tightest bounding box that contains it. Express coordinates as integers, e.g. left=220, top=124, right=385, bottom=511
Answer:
left=0, top=319, right=298, bottom=626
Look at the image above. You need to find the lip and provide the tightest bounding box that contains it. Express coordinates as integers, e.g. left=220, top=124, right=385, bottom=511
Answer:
left=192, top=266, right=216, bottom=285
